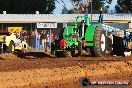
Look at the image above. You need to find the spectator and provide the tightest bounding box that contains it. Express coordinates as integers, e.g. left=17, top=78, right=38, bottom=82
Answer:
left=34, top=30, right=37, bottom=49
left=46, top=32, right=50, bottom=49
left=41, top=30, right=47, bottom=49
left=37, top=32, right=41, bottom=49
left=31, top=31, right=36, bottom=48
left=16, top=32, right=20, bottom=39
left=51, top=33, right=54, bottom=42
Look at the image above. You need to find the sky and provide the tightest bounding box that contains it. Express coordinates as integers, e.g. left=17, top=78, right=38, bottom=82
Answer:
left=53, top=0, right=73, bottom=14
left=109, top=0, right=118, bottom=10
left=53, top=0, right=118, bottom=14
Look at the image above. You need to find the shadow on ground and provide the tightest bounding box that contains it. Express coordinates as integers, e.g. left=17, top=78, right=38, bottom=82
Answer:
left=72, top=53, right=90, bottom=57
left=14, top=52, right=53, bottom=59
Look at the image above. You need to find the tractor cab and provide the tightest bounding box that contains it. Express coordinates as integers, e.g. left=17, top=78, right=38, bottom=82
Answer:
left=78, top=20, right=88, bottom=38
left=74, top=16, right=90, bottom=38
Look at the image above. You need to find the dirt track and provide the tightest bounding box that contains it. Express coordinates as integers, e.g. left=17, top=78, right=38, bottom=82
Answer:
left=0, top=53, right=132, bottom=88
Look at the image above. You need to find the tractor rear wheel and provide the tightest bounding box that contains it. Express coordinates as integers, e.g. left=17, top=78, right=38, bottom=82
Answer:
left=7, top=41, right=15, bottom=53
left=90, top=27, right=106, bottom=57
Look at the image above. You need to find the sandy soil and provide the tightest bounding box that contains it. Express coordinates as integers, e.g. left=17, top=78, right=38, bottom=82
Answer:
left=0, top=53, right=132, bottom=88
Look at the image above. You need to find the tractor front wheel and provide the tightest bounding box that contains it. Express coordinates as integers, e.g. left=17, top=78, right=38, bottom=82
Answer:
left=63, top=51, right=72, bottom=58
left=55, top=51, right=72, bottom=58
left=55, top=51, right=61, bottom=57
left=90, top=27, right=106, bottom=57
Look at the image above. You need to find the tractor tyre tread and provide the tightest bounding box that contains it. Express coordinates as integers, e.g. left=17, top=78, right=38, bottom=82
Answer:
left=7, top=41, right=15, bottom=53
left=90, top=27, right=106, bottom=57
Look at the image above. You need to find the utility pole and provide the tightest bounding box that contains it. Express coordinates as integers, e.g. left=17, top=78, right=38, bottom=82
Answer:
left=83, top=0, right=92, bottom=22
left=90, top=0, right=92, bottom=21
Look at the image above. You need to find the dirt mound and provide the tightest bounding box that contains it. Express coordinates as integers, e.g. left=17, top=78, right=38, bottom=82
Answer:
left=0, top=53, right=20, bottom=60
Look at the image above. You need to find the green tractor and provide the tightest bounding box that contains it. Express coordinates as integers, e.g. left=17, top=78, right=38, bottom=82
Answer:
left=51, top=15, right=106, bottom=57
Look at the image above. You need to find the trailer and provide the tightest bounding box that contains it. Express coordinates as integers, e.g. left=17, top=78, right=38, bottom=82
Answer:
left=102, top=24, right=132, bottom=56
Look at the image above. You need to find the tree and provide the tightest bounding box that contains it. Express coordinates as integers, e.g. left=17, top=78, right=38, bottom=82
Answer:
left=115, top=0, right=132, bottom=13
left=69, top=0, right=112, bottom=14
left=62, top=7, right=68, bottom=14
left=0, top=0, right=55, bottom=14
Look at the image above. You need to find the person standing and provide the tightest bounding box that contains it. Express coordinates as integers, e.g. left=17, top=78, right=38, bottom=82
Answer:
left=31, top=31, right=35, bottom=48
left=37, top=32, right=41, bottom=49
left=41, top=30, right=47, bottom=49
left=35, top=29, right=38, bottom=49
left=51, top=33, right=54, bottom=42
left=46, top=32, right=50, bottom=49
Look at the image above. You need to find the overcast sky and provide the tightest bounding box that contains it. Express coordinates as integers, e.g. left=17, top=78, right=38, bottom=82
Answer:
left=53, top=0, right=118, bottom=13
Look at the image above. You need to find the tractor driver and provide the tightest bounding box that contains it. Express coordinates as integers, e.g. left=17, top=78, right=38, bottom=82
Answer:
left=79, top=20, right=88, bottom=37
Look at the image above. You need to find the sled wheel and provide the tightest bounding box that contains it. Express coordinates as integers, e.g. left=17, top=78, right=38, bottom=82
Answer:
left=90, top=26, right=106, bottom=57
left=112, top=35, right=125, bottom=56
left=106, top=36, right=113, bottom=53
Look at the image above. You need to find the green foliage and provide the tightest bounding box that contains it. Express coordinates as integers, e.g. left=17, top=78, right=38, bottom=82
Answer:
left=0, top=0, right=55, bottom=14
left=115, top=0, right=132, bottom=13
left=88, top=0, right=104, bottom=13
left=67, top=9, right=75, bottom=14
left=69, top=0, right=112, bottom=14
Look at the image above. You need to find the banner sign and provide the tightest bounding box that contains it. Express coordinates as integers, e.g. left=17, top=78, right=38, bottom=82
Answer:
left=8, top=27, right=23, bottom=33
left=37, top=23, right=57, bottom=28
